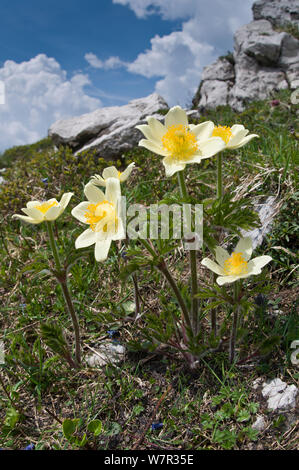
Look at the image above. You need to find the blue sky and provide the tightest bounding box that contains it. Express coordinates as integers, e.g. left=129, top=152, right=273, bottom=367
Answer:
left=0, top=0, right=255, bottom=151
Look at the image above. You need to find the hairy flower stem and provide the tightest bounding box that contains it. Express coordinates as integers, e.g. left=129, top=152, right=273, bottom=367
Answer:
left=217, top=152, right=223, bottom=200
left=211, top=274, right=217, bottom=335
left=46, top=222, right=81, bottom=366
left=229, top=282, right=240, bottom=363
left=139, top=238, right=191, bottom=331
left=158, top=261, right=192, bottom=331
left=177, top=170, right=199, bottom=335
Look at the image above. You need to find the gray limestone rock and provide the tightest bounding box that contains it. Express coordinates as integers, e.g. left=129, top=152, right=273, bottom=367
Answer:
left=49, top=93, right=168, bottom=159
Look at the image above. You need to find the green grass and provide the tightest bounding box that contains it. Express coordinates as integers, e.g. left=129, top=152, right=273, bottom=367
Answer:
left=0, top=89, right=298, bottom=450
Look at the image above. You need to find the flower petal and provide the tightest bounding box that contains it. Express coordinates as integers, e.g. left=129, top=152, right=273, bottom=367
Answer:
left=89, top=174, right=106, bottom=187
left=111, top=218, right=126, bottom=240
left=26, top=200, right=42, bottom=209
left=120, top=162, right=135, bottom=182
left=247, top=255, right=272, bottom=274
left=162, top=157, right=186, bottom=177
left=59, top=192, right=73, bottom=210
left=71, top=201, right=91, bottom=223
left=21, top=207, right=44, bottom=221
left=102, top=166, right=119, bottom=180
left=147, top=117, right=166, bottom=140
left=105, top=177, right=121, bottom=206
left=44, top=205, right=62, bottom=221
left=198, top=137, right=225, bottom=158
left=227, top=128, right=248, bottom=148
left=12, top=214, right=42, bottom=224
left=84, top=182, right=106, bottom=203
left=229, top=133, right=259, bottom=149
left=138, top=139, right=168, bottom=156
left=95, top=239, right=112, bottom=262
left=201, top=258, right=225, bottom=275
left=234, top=237, right=253, bottom=261
left=75, top=228, right=97, bottom=249
left=216, top=275, right=240, bottom=285
left=215, top=246, right=230, bottom=267
left=190, top=121, right=214, bottom=141
left=135, top=124, right=162, bottom=145
left=230, top=124, right=245, bottom=134
left=165, top=106, right=188, bottom=128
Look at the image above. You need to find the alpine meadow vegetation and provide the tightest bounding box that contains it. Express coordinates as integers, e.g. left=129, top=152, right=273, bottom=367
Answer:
left=0, top=89, right=298, bottom=450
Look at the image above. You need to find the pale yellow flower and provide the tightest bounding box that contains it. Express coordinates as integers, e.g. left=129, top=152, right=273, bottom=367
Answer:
left=201, top=237, right=272, bottom=286
left=71, top=178, right=125, bottom=262
left=12, top=193, right=73, bottom=224
left=90, top=162, right=135, bottom=187
left=136, top=106, right=225, bottom=177
left=211, top=124, right=259, bottom=149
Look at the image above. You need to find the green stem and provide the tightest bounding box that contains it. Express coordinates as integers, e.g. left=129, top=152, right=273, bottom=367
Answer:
left=46, top=221, right=81, bottom=366
left=159, top=261, right=192, bottom=331
left=229, top=282, right=240, bottom=363
left=189, top=250, right=199, bottom=334
left=211, top=274, right=217, bottom=335
left=177, top=170, right=188, bottom=200
left=177, top=170, right=199, bottom=335
left=139, top=238, right=191, bottom=331
left=217, top=152, right=223, bottom=200
left=139, top=238, right=157, bottom=258
left=46, top=221, right=62, bottom=271
left=60, top=280, right=81, bottom=366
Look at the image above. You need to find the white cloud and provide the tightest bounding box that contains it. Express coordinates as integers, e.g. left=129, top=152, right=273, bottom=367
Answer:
left=113, top=0, right=255, bottom=106
left=112, top=0, right=198, bottom=19
left=85, top=52, right=128, bottom=70
left=0, top=54, right=101, bottom=152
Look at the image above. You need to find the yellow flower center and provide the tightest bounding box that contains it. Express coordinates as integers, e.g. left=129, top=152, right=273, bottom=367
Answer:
left=212, top=125, right=232, bottom=144
left=36, top=201, right=58, bottom=214
left=84, top=200, right=117, bottom=232
left=223, top=252, right=248, bottom=276
left=162, top=124, right=198, bottom=160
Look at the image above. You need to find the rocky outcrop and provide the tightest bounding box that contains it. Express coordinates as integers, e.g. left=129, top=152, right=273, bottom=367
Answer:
left=253, top=0, right=299, bottom=27
left=193, top=0, right=299, bottom=112
left=49, top=93, right=168, bottom=159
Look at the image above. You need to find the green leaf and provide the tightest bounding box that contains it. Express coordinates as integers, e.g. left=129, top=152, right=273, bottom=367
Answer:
left=4, top=407, right=20, bottom=429
left=106, top=422, right=122, bottom=436
left=40, top=322, right=70, bottom=359
left=258, top=335, right=281, bottom=355
left=236, top=409, right=251, bottom=422
left=62, top=418, right=80, bottom=440
left=87, top=419, right=102, bottom=436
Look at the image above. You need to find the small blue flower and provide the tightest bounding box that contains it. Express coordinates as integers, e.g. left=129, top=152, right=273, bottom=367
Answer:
left=41, top=178, right=48, bottom=184
left=24, top=444, right=35, bottom=450
left=151, top=423, right=163, bottom=431
left=121, top=251, right=128, bottom=260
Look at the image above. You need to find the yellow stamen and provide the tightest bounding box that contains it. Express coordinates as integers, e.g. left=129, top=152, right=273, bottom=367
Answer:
left=162, top=124, right=198, bottom=160
left=223, top=252, right=248, bottom=276
left=84, top=200, right=117, bottom=232
left=212, top=125, right=232, bottom=144
left=37, top=201, right=58, bottom=214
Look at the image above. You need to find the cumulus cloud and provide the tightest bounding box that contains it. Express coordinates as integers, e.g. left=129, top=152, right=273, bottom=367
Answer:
left=112, top=0, right=255, bottom=106
left=0, top=54, right=101, bottom=152
left=112, top=0, right=198, bottom=20
left=85, top=53, right=128, bottom=70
